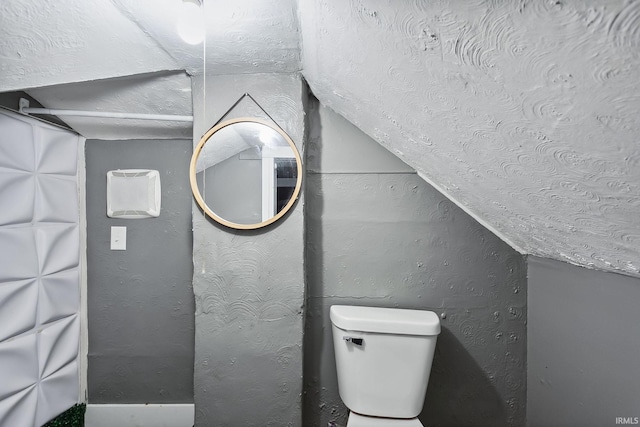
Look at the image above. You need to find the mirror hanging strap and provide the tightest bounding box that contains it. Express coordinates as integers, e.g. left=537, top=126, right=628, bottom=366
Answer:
left=202, top=92, right=287, bottom=138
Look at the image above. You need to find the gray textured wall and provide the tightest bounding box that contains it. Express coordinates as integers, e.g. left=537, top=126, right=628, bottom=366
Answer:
left=191, top=73, right=305, bottom=426
left=86, top=139, right=194, bottom=403
left=303, top=101, right=527, bottom=427
left=527, top=257, right=640, bottom=427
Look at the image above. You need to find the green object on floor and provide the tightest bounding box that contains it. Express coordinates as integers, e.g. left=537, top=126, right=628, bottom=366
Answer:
left=43, top=403, right=86, bottom=427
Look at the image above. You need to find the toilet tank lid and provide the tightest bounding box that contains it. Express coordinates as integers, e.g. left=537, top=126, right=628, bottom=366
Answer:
left=330, top=305, right=441, bottom=336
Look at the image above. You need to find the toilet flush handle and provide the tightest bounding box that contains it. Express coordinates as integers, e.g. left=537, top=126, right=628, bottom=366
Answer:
left=343, top=336, right=363, bottom=346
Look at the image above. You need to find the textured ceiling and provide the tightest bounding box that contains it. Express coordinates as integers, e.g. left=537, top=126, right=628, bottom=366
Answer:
left=0, top=0, right=179, bottom=92
left=0, top=0, right=638, bottom=277
left=300, top=0, right=640, bottom=278
left=0, top=0, right=300, bottom=93
left=108, top=0, right=300, bottom=76
left=27, top=71, right=193, bottom=140
left=0, top=0, right=299, bottom=139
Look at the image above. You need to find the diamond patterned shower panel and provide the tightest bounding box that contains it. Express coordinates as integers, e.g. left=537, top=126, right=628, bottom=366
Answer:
left=0, top=110, right=81, bottom=427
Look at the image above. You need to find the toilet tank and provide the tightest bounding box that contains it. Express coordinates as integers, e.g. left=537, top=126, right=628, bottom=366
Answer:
left=330, top=305, right=440, bottom=419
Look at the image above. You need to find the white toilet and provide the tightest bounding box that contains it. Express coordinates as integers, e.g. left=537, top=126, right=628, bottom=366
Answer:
left=330, top=305, right=440, bottom=427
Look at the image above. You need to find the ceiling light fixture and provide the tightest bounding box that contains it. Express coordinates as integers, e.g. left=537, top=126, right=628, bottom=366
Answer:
left=177, top=0, right=204, bottom=45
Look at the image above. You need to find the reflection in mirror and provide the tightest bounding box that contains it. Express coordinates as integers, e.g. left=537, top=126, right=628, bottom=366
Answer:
left=190, top=118, right=302, bottom=229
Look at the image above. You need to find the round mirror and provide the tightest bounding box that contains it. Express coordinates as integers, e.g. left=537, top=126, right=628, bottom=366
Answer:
left=190, top=118, right=302, bottom=229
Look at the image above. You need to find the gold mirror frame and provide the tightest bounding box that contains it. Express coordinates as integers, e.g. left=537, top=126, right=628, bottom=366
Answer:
left=190, top=118, right=303, bottom=230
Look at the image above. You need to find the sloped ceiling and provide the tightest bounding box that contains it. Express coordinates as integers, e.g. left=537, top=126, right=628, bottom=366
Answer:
left=0, top=0, right=300, bottom=139
left=27, top=71, right=193, bottom=140
left=300, top=0, right=640, bottom=278
left=0, top=0, right=639, bottom=277
left=0, top=0, right=179, bottom=91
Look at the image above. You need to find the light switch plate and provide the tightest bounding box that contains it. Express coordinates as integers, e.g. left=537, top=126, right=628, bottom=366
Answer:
left=110, top=226, right=126, bottom=250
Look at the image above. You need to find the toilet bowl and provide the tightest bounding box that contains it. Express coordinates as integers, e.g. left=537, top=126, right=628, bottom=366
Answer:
left=330, top=305, right=440, bottom=427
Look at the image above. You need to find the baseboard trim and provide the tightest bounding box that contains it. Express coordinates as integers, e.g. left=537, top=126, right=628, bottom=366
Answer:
left=85, top=404, right=194, bottom=427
